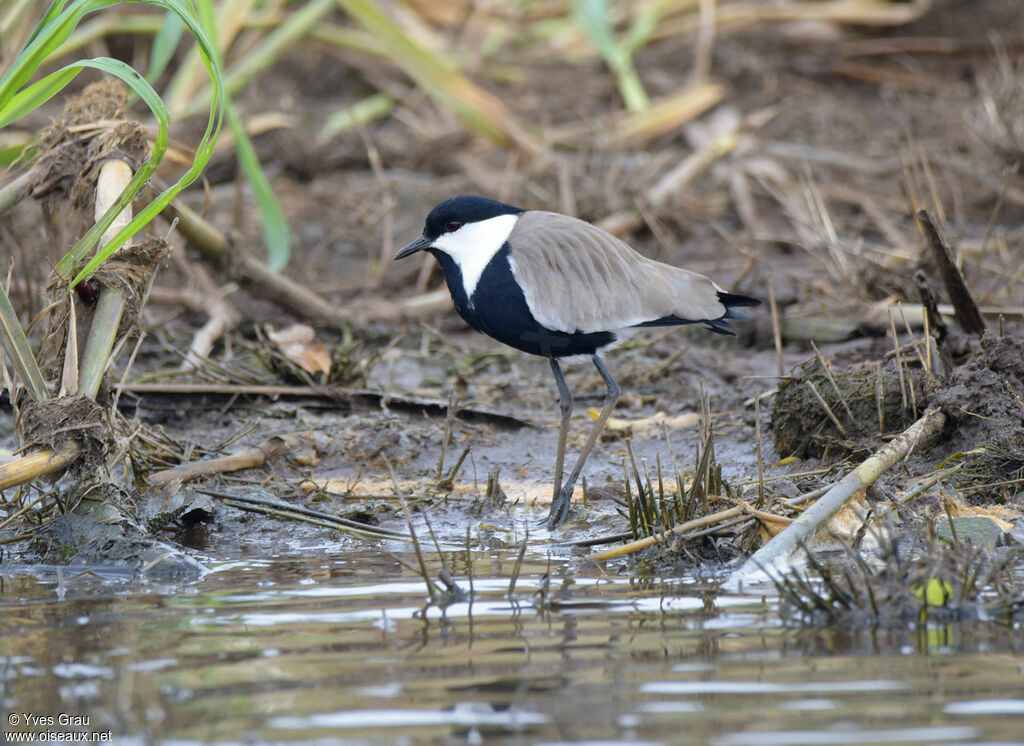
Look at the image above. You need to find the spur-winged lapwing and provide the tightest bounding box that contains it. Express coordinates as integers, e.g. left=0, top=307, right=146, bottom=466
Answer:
left=396, top=195, right=759, bottom=528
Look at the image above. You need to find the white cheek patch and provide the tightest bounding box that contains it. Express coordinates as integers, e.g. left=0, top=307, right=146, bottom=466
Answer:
left=432, top=214, right=519, bottom=301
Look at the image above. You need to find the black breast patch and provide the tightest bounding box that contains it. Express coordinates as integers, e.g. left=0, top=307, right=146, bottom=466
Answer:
left=448, top=245, right=614, bottom=358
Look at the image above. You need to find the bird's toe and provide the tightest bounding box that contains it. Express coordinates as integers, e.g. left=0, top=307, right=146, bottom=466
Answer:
left=546, top=486, right=576, bottom=529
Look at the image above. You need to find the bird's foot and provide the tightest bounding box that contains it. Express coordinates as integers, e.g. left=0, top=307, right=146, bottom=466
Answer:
left=546, top=484, right=575, bottom=530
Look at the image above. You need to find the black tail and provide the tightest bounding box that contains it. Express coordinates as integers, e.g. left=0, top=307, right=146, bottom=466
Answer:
left=634, top=291, right=762, bottom=335
left=719, top=291, right=761, bottom=310
left=705, top=291, right=761, bottom=334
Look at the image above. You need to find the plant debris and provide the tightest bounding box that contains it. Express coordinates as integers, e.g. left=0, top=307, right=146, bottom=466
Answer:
left=772, top=357, right=926, bottom=459
left=772, top=529, right=1024, bottom=627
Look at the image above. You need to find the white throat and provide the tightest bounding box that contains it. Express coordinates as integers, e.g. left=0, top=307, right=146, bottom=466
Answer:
left=432, top=213, right=519, bottom=301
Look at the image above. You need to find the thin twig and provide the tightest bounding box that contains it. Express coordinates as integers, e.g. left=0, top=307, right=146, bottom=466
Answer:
left=587, top=505, right=747, bottom=561
left=811, top=341, right=854, bottom=422
left=805, top=379, right=848, bottom=438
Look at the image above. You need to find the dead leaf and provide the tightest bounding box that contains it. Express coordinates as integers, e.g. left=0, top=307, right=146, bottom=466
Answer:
left=266, top=323, right=331, bottom=376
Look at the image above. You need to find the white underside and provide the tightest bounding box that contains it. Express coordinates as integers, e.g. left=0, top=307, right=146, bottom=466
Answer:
left=431, top=213, right=519, bottom=302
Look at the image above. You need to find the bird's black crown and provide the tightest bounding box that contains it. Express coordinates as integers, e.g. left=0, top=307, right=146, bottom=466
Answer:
left=423, top=195, right=524, bottom=240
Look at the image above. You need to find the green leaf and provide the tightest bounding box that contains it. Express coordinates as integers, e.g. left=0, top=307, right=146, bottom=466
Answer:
left=0, top=67, right=78, bottom=129
left=572, top=0, right=620, bottom=65
left=0, top=1, right=116, bottom=108
left=69, top=0, right=226, bottom=286
left=320, top=92, right=394, bottom=141
left=0, top=280, right=49, bottom=400
left=227, top=103, right=291, bottom=270
left=0, top=139, right=36, bottom=168
left=193, top=0, right=290, bottom=270
left=48, top=56, right=171, bottom=279
left=571, top=0, right=649, bottom=111
left=147, top=9, right=185, bottom=84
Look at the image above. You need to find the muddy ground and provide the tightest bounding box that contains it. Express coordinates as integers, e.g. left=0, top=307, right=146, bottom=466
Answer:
left=1, top=0, right=1023, bottom=572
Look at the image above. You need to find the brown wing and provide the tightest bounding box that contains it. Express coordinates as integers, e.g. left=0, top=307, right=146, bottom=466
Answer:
left=506, top=211, right=727, bottom=334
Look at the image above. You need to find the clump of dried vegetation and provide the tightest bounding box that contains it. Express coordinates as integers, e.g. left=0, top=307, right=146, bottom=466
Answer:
left=771, top=527, right=1024, bottom=627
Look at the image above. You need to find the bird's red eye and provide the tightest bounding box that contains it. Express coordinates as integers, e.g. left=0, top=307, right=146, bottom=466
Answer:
left=446, top=221, right=462, bottom=232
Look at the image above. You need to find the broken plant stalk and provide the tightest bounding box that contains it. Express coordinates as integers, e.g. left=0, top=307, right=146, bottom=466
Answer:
left=0, top=441, right=80, bottom=491
left=726, top=406, right=947, bottom=588
left=78, top=158, right=133, bottom=399
left=0, top=157, right=135, bottom=492
left=157, top=193, right=453, bottom=325
left=0, top=167, right=37, bottom=215
left=148, top=433, right=307, bottom=489
left=917, top=210, right=985, bottom=336
left=588, top=505, right=747, bottom=561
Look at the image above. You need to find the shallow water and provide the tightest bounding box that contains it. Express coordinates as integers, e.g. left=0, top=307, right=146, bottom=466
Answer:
left=2, top=549, right=1024, bottom=745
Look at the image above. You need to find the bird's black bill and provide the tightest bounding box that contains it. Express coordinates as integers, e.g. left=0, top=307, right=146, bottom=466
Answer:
left=394, top=236, right=431, bottom=260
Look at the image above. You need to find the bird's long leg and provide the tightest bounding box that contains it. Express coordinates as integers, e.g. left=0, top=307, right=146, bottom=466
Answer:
left=547, top=354, right=620, bottom=529
left=549, top=357, right=573, bottom=508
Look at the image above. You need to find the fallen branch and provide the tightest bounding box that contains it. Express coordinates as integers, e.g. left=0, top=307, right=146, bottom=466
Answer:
left=163, top=254, right=241, bottom=372
left=117, top=382, right=532, bottom=429
left=725, top=406, right=947, bottom=588
left=147, top=432, right=306, bottom=489
left=160, top=198, right=358, bottom=326
left=0, top=167, right=38, bottom=215
left=158, top=195, right=456, bottom=325
left=196, top=487, right=409, bottom=541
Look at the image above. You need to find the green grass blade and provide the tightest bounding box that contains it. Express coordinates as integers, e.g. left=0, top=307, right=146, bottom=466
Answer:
left=191, top=0, right=290, bottom=270
left=23, top=0, right=69, bottom=47
left=50, top=56, right=170, bottom=279
left=320, top=92, right=394, bottom=141
left=337, top=0, right=541, bottom=154
left=69, top=1, right=226, bottom=285
left=572, top=0, right=649, bottom=111
left=572, top=0, right=620, bottom=64
left=226, top=103, right=291, bottom=270
left=0, top=281, right=48, bottom=401
left=0, top=0, right=118, bottom=106
left=0, top=67, right=78, bottom=129
left=147, top=9, right=185, bottom=84
left=624, top=3, right=665, bottom=55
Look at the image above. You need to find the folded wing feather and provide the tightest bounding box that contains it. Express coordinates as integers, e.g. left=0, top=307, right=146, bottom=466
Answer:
left=507, top=211, right=726, bottom=334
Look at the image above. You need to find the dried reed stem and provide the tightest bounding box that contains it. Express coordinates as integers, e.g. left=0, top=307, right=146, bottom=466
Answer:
left=0, top=441, right=80, bottom=492
left=79, top=158, right=133, bottom=399
left=727, top=406, right=947, bottom=587
left=588, top=505, right=746, bottom=561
